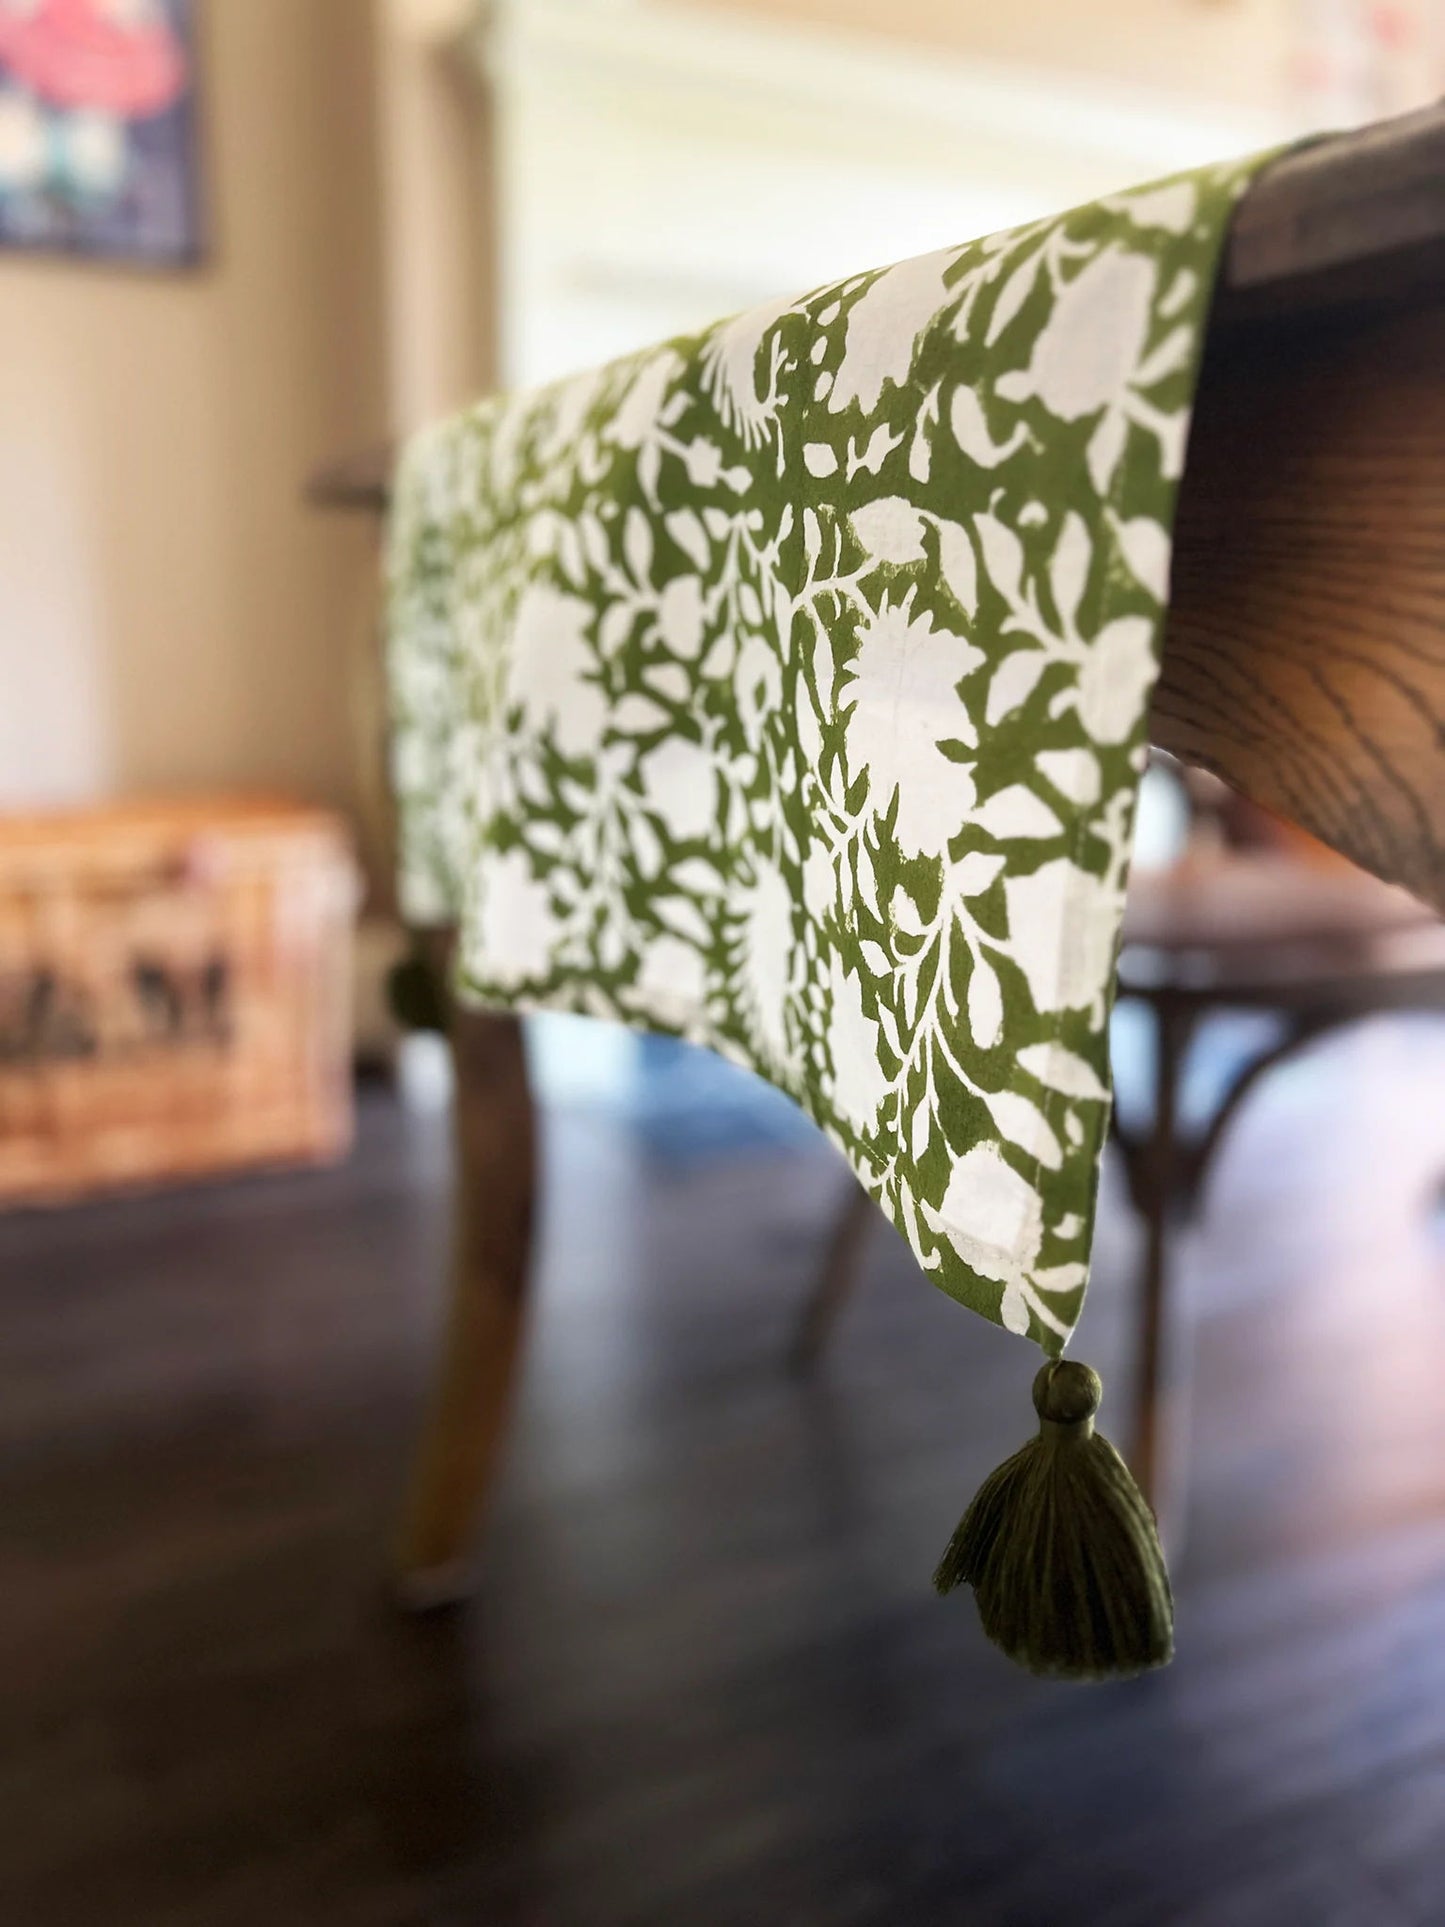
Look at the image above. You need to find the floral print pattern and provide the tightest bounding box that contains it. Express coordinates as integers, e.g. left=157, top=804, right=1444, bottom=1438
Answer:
left=387, top=155, right=1267, bottom=1355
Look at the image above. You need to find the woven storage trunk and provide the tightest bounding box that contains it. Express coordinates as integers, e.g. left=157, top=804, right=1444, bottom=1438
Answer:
left=0, top=798, right=359, bottom=1206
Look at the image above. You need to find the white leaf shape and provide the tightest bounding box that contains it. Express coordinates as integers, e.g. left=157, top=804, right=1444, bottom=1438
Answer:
left=802, top=844, right=835, bottom=921
left=891, top=885, right=926, bottom=935
left=968, top=953, right=1003, bottom=1047
left=949, top=851, right=1006, bottom=897
left=985, top=650, right=1048, bottom=726
left=875, top=998, right=903, bottom=1058
left=1137, top=323, right=1193, bottom=388
left=1049, top=511, right=1091, bottom=633
left=658, top=574, right=705, bottom=658
left=663, top=898, right=712, bottom=947
left=646, top=661, right=690, bottom=704
left=855, top=840, right=882, bottom=920
left=599, top=599, right=634, bottom=657
left=1160, top=266, right=1198, bottom=319
left=1030, top=1262, right=1088, bottom=1297
left=974, top=512, right=1025, bottom=605
left=1016, top=1041, right=1108, bottom=1100
left=985, top=1089, right=1063, bottom=1169
left=973, top=785, right=1062, bottom=841
left=804, top=443, right=839, bottom=478
left=999, top=1281, right=1032, bottom=1336
left=908, top=419, right=932, bottom=483
left=996, top=247, right=1156, bottom=423
left=579, top=513, right=610, bottom=572
left=699, top=628, right=735, bottom=680
left=1086, top=406, right=1129, bottom=495
left=638, top=437, right=662, bottom=508
left=937, top=520, right=977, bottom=617
left=1003, top=859, right=1121, bottom=1016
left=829, top=246, right=955, bottom=417
left=1113, top=180, right=1196, bottom=234
left=609, top=350, right=679, bottom=448
left=612, top=692, right=672, bottom=735
left=829, top=956, right=891, bottom=1129
left=665, top=509, right=709, bottom=570
left=1075, top=616, right=1157, bottom=744
left=985, top=246, right=1043, bottom=345
left=630, top=812, right=663, bottom=879
left=670, top=855, right=725, bottom=895
left=812, top=632, right=835, bottom=712
left=797, top=693, right=822, bottom=770
left=556, top=520, right=585, bottom=587
left=851, top=497, right=927, bottom=566
left=949, top=385, right=1029, bottom=469
left=1110, top=513, right=1171, bottom=602
left=1034, top=747, right=1099, bottom=804
left=624, top=505, right=653, bottom=583
left=508, top=584, right=608, bottom=757
left=479, top=850, right=559, bottom=987
left=859, top=939, right=889, bottom=978
left=911, top=1092, right=933, bottom=1161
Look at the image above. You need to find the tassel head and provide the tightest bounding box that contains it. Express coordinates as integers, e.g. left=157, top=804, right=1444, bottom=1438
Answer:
left=387, top=954, right=447, bottom=1033
left=934, top=1358, right=1172, bottom=1680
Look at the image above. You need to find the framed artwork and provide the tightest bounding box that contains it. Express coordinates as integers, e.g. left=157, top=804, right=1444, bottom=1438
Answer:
left=0, top=0, right=202, bottom=266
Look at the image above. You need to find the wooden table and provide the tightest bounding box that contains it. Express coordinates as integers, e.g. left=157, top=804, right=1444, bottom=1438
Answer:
left=312, top=104, right=1445, bottom=1598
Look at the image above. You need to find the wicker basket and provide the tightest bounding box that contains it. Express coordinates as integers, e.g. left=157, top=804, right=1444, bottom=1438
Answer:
left=0, top=798, right=359, bottom=1206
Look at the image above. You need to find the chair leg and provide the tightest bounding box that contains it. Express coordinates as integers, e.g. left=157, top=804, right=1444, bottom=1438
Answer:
left=788, top=1174, right=877, bottom=1373
left=1130, top=1001, right=1191, bottom=1544
left=396, top=1008, right=536, bottom=1607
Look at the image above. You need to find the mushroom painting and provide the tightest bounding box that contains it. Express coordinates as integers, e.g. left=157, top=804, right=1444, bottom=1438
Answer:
left=0, top=0, right=200, bottom=263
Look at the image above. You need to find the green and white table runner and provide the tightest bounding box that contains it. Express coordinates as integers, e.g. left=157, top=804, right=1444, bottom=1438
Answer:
left=387, top=150, right=1275, bottom=1675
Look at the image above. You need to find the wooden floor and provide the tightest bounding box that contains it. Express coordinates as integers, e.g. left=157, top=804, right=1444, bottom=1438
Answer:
left=2, top=1017, right=1444, bottom=1926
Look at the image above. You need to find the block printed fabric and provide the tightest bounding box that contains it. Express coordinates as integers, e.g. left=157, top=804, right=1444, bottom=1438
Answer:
left=387, top=156, right=1269, bottom=1356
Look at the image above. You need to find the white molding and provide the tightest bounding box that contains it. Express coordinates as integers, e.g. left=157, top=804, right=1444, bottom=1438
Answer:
left=474, top=0, right=1287, bottom=178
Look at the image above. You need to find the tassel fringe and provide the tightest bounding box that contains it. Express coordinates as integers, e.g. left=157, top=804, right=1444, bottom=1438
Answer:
left=934, top=1360, right=1172, bottom=1681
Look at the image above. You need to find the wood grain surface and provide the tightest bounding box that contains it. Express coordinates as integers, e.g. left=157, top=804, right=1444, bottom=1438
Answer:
left=1162, top=294, right=1445, bottom=911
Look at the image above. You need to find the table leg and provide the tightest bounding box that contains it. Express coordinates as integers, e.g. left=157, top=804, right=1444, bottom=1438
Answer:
left=396, top=1007, right=536, bottom=1606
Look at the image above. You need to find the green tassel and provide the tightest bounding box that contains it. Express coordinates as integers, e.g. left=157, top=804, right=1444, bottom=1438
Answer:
left=934, top=1359, right=1172, bottom=1680
left=386, top=954, right=448, bottom=1034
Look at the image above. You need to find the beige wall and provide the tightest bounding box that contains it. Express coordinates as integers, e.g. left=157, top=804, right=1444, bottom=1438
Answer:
left=703, top=0, right=1290, bottom=112
left=0, top=0, right=388, bottom=819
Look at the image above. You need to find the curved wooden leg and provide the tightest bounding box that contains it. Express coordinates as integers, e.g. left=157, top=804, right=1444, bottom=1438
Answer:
left=1129, top=999, right=1192, bottom=1549
left=396, top=1007, right=535, bottom=1606
left=788, top=1174, right=877, bottom=1374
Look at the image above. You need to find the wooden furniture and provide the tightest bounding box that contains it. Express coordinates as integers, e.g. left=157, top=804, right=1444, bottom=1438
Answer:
left=1115, top=858, right=1445, bottom=1527
left=790, top=854, right=1445, bottom=1528
left=0, top=798, right=358, bottom=1206
left=311, top=103, right=1445, bottom=1598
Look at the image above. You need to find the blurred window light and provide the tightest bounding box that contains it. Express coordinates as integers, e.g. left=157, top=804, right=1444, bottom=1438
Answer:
left=471, top=0, right=1292, bottom=387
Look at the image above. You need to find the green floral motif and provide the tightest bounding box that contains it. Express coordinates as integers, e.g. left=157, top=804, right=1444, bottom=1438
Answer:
left=388, top=156, right=1268, bottom=1356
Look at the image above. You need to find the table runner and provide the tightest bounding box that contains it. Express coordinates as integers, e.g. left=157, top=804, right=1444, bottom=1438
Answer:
left=387, top=149, right=1277, bottom=1675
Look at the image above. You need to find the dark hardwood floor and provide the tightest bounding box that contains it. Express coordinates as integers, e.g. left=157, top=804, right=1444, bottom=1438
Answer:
left=2, top=1017, right=1444, bottom=1926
